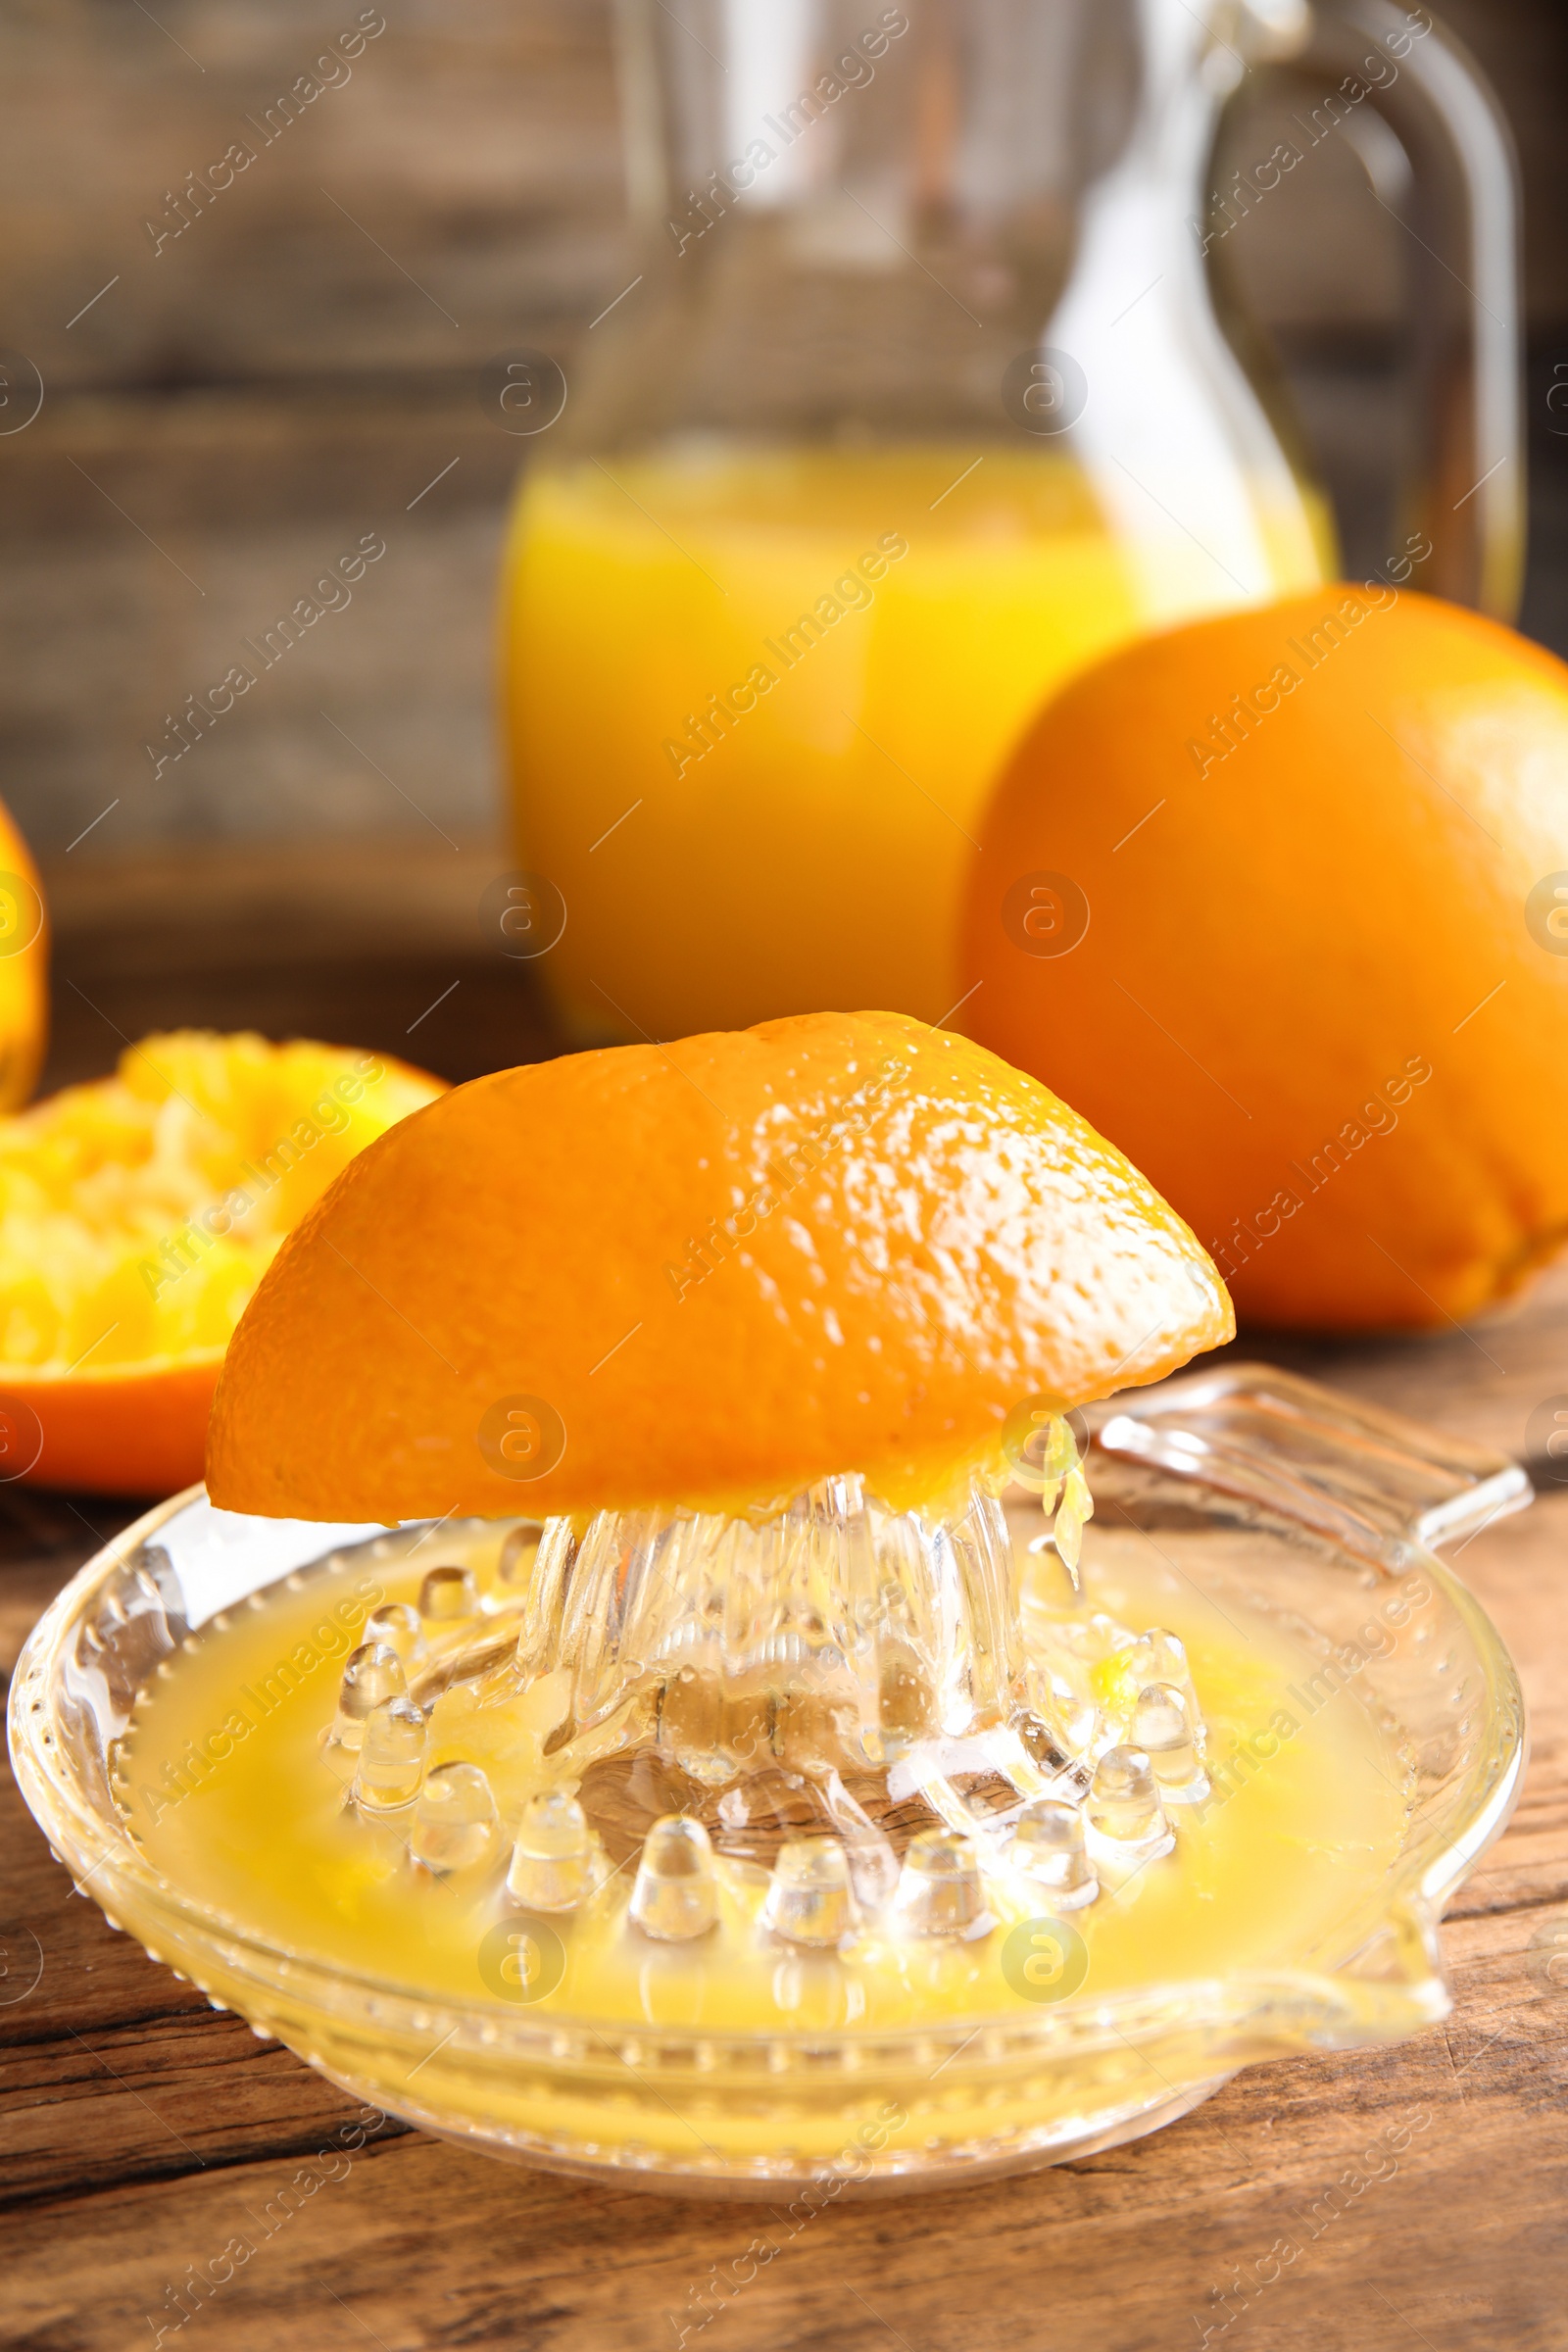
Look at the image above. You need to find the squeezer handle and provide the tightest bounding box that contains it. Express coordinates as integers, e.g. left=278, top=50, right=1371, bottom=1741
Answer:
left=1091, top=1362, right=1529, bottom=1572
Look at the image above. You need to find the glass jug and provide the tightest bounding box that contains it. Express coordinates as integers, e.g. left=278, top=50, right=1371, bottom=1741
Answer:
left=501, top=0, right=1519, bottom=1043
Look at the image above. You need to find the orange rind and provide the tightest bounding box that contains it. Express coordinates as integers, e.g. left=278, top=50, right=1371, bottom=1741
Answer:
left=0, top=1032, right=444, bottom=1492
left=207, top=1010, right=1231, bottom=1521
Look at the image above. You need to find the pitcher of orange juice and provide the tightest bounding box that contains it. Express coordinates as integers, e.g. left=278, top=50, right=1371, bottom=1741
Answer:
left=502, top=0, right=1519, bottom=1041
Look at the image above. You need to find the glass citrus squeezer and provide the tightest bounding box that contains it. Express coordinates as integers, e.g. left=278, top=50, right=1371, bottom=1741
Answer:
left=501, top=0, right=1520, bottom=1041
left=12, top=1366, right=1527, bottom=2195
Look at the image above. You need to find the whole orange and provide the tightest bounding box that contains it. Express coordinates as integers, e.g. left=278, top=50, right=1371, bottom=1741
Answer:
left=961, top=587, right=1568, bottom=1330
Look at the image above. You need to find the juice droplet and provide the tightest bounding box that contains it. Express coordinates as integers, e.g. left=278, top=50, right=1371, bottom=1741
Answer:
left=629, top=1815, right=718, bottom=1942
left=506, top=1790, right=600, bottom=1914
left=893, top=1830, right=988, bottom=1938
left=333, top=1642, right=406, bottom=1752
left=762, top=1838, right=858, bottom=1947
left=1145, top=1628, right=1204, bottom=1750
left=354, top=1696, right=426, bottom=1811
left=412, top=1761, right=502, bottom=1874
left=1009, top=1798, right=1098, bottom=1909
left=497, top=1524, right=544, bottom=1586
left=365, top=1603, right=426, bottom=1670
left=418, top=1565, right=479, bottom=1623
left=1133, top=1683, right=1208, bottom=1803
left=1088, top=1746, right=1170, bottom=1850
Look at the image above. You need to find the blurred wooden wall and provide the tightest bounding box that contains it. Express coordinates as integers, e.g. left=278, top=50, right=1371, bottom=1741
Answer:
left=1, top=0, right=1565, bottom=870
left=0, top=0, right=624, bottom=868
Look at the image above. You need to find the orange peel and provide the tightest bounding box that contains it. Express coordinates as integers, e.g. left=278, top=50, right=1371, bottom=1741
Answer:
left=207, top=1011, right=1232, bottom=1521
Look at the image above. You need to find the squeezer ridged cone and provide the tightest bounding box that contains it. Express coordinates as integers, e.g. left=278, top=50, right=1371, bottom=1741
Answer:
left=391, top=1436, right=1125, bottom=1930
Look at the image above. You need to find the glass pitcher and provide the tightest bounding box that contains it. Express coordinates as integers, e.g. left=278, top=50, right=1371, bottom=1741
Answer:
left=501, top=0, right=1519, bottom=1043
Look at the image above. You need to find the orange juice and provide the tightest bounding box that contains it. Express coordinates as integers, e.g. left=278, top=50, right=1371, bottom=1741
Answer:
left=501, top=443, right=1330, bottom=1040
left=122, top=1527, right=1410, bottom=2041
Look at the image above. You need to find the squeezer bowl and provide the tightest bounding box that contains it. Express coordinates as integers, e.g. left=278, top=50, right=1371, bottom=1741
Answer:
left=10, top=1366, right=1528, bottom=2196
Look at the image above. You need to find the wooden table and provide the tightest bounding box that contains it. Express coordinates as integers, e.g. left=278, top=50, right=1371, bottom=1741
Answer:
left=4, top=898, right=1568, bottom=2350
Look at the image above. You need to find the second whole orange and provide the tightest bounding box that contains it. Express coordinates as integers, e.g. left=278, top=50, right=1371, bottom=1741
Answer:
left=961, top=586, right=1568, bottom=1331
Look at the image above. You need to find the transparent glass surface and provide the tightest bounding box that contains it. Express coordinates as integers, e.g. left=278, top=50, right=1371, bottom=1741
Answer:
left=10, top=1368, right=1526, bottom=2198
left=501, top=0, right=1518, bottom=1041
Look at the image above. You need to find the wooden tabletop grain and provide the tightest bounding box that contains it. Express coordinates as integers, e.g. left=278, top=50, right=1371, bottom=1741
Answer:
left=3, top=905, right=1568, bottom=2352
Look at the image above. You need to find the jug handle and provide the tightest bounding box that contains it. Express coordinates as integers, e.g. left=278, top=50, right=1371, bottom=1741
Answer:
left=1268, top=0, right=1523, bottom=617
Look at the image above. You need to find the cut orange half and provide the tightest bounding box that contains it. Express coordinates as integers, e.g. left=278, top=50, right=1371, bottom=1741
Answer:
left=209, top=1011, right=1233, bottom=1523
left=0, top=1032, right=444, bottom=1493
